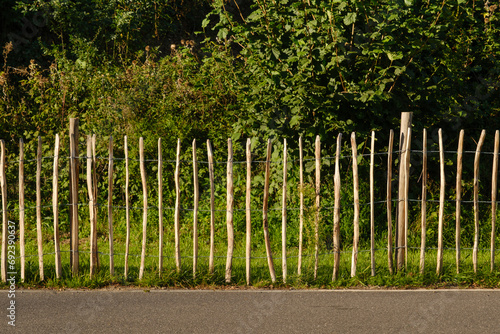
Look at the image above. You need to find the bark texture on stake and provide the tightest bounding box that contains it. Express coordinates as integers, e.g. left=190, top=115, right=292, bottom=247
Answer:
left=225, top=139, right=234, bottom=283
left=69, top=119, right=79, bottom=276
left=351, top=132, right=360, bottom=277
left=404, top=128, right=411, bottom=269
left=282, top=139, right=288, bottom=283
left=36, top=136, right=44, bottom=280
left=108, top=136, right=114, bottom=276
left=456, top=130, right=464, bottom=273
left=53, top=135, right=62, bottom=278
left=397, top=112, right=412, bottom=271
left=370, top=131, right=376, bottom=276
left=263, top=139, right=276, bottom=283
left=491, top=130, right=499, bottom=272
left=419, top=129, right=427, bottom=274
left=298, top=136, right=304, bottom=276
left=19, top=139, right=25, bottom=281
left=0, top=140, right=7, bottom=282
left=87, top=135, right=96, bottom=278
left=386, top=130, right=394, bottom=275
left=174, top=139, right=181, bottom=272
left=436, top=129, right=446, bottom=275
left=124, top=136, right=130, bottom=278
left=332, top=134, right=342, bottom=281
left=314, top=135, right=321, bottom=280
left=473, top=130, right=486, bottom=273
left=92, top=135, right=98, bottom=269
left=139, top=137, right=148, bottom=279
left=207, top=140, right=215, bottom=274
left=245, top=138, right=252, bottom=285
left=192, top=139, right=199, bottom=278
left=158, top=138, right=164, bottom=275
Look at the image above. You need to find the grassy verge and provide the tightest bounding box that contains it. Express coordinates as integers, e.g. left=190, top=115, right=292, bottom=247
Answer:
left=3, top=235, right=500, bottom=289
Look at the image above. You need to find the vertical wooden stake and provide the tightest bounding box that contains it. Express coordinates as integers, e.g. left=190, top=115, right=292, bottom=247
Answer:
left=87, top=135, right=97, bottom=278
left=36, top=136, right=44, bottom=280
left=263, top=139, right=276, bottom=283
left=92, top=134, right=99, bottom=269
left=245, top=138, right=252, bottom=285
left=456, top=130, right=464, bottom=273
left=124, top=136, right=130, bottom=278
left=397, top=112, right=412, bottom=271
left=419, top=129, right=428, bottom=274
left=108, top=136, right=114, bottom=277
left=53, top=134, right=62, bottom=279
left=298, top=137, right=304, bottom=276
left=139, top=137, right=148, bottom=279
left=158, top=138, right=164, bottom=276
left=332, top=134, right=342, bottom=281
left=192, top=139, right=199, bottom=278
left=69, top=118, right=79, bottom=276
left=491, top=130, right=499, bottom=272
left=207, top=140, right=215, bottom=274
left=174, top=138, right=181, bottom=272
left=314, top=135, right=321, bottom=280
left=225, top=139, right=234, bottom=283
left=282, top=139, right=288, bottom=284
left=404, top=128, right=411, bottom=269
left=387, top=130, right=394, bottom=275
left=370, top=131, right=376, bottom=276
left=351, top=132, right=360, bottom=278
left=19, top=139, right=25, bottom=281
left=473, top=130, right=486, bottom=273
left=436, top=129, right=446, bottom=275
left=0, top=140, right=7, bottom=282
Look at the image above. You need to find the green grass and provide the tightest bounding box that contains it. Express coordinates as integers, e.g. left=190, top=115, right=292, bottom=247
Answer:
left=4, top=234, right=500, bottom=289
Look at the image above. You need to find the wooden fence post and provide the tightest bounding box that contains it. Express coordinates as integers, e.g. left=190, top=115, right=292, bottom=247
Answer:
left=36, top=136, right=44, bottom=280
left=419, top=129, right=427, bottom=274
left=207, top=140, right=215, bottom=274
left=174, top=138, right=181, bottom=272
left=53, top=134, right=62, bottom=279
left=139, top=137, right=148, bottom=279
left=225, top=138, right=234, bottom=283
left=87, top=135, right=97, bottom=278
left=192, top=139, right=198, bottom=278
left=491, top=130, right=499, bottom=272
left=387, top=130, right=394, bottom=274
left=263, top=139, right=276, bottom=283
left=298, top=137, right=304, bottom=276
left=456, top=130, right=464, bottom=273
left=397, top=112, right=412, bottom=271
left=351, top=132, right=360, bottom=277
left=332, top=134, right=342, bottom=281
left=124, top=136, right=130, bottom=278
left=19, top=139, right=25, bottom=281
left=159, top=138, right=164, bottom=276
left=108, top=136, right=114, bottom=277
left=473, top=130, right=486, bottom=273
left=245, top=138, right=252, bottom=285
left=282, top=139, right=288, bottom=283
left=436, top=129, right=445, bottom=275
left=314, top=136, right=321, bottom=280
left=69, top=118, right=79, bottom=276
left=370, top=131, right=376, bottom=276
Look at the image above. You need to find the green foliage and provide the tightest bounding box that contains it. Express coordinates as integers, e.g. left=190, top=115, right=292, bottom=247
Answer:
left=208, top=0, right=500, bottom=151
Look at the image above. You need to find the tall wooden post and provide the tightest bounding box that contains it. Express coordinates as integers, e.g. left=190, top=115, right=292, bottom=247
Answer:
left=69, top=118, right=79, bottom=276
left=396, top=112, right=412, bottom=271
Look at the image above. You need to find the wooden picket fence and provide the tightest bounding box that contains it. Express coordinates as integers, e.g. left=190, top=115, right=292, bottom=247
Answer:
left=0, top=114, right=499, bottom=284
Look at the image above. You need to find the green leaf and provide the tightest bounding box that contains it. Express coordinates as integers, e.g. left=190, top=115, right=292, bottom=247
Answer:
left=343, top=13, right=357, bottom=26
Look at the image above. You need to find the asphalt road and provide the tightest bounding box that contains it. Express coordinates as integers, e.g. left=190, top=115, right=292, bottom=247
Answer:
left=1, top=289, right=500, bottom=333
